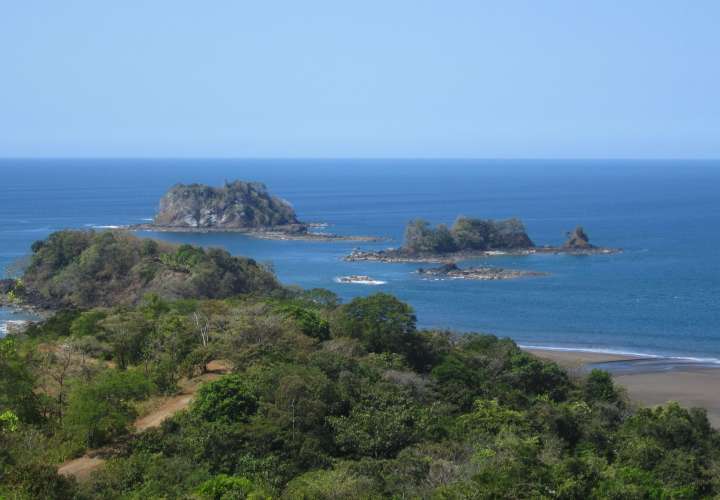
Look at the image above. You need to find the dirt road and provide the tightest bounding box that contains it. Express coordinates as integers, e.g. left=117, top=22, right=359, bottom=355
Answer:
left=58, top=361, right=230, bottom=481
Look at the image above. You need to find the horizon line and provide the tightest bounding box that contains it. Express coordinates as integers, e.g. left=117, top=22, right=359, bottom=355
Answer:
left=1, top=156, right=719, bottom=162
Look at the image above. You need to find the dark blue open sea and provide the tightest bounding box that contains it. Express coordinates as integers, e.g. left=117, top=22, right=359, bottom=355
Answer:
left=1, top=159, right=719, bottom=363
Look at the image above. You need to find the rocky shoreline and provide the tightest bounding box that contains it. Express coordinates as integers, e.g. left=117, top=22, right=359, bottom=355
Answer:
left=0, top=294, right=50, bottom=319
left=0, top=285, right=47, bottom=336
left=345, top=245, right=619, bottom=263
left=417, top=263, right=548, bottom=281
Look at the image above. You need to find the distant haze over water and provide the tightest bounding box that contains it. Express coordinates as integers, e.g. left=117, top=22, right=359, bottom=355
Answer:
left=1, top=159, right=719, bottom=361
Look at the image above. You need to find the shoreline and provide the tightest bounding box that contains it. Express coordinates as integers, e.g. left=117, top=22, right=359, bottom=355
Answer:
left=126, top=224, right=383, bottom=242
left=521, top=344, right=720, bottom=367
left=525, top=346, right=720, bottom=427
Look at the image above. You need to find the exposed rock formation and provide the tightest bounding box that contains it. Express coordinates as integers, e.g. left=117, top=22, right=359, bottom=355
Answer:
left=0, top=279, right=15, bottom=295
left=563, top=226, right=593, bottom=249
left=153, top=181, right=304, bottom=231
left=417, top=263, right=547, bottom=280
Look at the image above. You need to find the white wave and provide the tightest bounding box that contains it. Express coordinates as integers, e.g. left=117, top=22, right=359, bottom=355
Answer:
left=334, top=276, right=387, bottom=285
left=141, top=218, right=153, bottom=221
left=519, top=344, right=720, bottom=365
left=91, top=225, right=122, bottom=229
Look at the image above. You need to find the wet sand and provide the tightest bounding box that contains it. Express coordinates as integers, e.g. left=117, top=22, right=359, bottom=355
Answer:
left=525, top=348, right=720, bottom=428
left=524, top=348, right=638, bottom=368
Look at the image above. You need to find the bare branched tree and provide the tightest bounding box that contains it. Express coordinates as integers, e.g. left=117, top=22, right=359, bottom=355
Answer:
left=193, top=311, right=210, bottom=347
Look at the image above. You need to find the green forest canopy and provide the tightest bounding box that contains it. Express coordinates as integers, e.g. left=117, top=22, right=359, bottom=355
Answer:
left=15, top=230, right=279, bottom=309
left=402, top=217, right=534, bottom=254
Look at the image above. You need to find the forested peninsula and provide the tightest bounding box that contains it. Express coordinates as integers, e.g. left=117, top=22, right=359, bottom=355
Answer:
left=1, top=231, right=717, bottom=499
left=131, top=181, right=378, bottom=241
left=0, top=230, right=279, bottom=311
left=346, top=218, right=618, bottom=263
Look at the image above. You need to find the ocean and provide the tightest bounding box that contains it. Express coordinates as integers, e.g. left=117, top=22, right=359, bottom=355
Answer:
left=1, top=159, right=719, bottom=363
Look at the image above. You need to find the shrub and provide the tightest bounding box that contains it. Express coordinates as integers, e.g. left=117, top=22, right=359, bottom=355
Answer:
left=193, top=375, right=259, bottom=423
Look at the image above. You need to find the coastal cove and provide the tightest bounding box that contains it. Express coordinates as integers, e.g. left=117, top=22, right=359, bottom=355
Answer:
left=526, top=348, right=720, bottom=427
left=1, top=159, right=719, bottom=362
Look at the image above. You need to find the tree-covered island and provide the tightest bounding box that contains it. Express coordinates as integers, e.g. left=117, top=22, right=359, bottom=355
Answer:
left=1, top=231, right=716, bottom=499
left=346, top=217, right=618, bottom=263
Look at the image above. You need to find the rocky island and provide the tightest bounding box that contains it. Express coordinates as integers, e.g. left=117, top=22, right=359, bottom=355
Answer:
left=131, top=180, right=379, bottom=241
left=417, top=263, right=547, bottom=281
left=345, top=217, right=618, bottom=263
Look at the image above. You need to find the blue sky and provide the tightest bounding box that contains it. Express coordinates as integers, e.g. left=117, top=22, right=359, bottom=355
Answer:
left=1, top=1, right=718, bottom=158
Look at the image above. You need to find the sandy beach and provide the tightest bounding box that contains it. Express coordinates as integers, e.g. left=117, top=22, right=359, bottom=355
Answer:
left=526, top=348, right=720, bottom=428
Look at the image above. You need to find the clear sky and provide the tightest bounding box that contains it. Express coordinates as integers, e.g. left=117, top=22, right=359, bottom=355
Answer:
left=1, top=1, right=718, bottom=159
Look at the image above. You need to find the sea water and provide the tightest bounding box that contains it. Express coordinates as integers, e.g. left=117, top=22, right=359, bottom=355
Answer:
left=1, top=159, right=718, bottom=362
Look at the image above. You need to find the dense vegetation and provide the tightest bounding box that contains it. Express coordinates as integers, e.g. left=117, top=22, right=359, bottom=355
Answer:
left=153, top=181, right=302, bottom=229
left=402, top=217, right=534, bottom=255
left=11, top=230, right=279, bottom=309
left=1, top=236, right=719, bottom=498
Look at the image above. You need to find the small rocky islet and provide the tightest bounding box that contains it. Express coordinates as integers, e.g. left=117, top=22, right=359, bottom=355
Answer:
left=417, top=263, right=547, bottom=281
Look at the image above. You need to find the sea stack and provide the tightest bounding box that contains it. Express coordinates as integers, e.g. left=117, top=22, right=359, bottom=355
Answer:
left=563, top=226, right=593, bottom=249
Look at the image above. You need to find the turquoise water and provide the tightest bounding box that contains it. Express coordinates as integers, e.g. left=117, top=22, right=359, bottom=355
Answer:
left=1, top=159, right=719, bottom=362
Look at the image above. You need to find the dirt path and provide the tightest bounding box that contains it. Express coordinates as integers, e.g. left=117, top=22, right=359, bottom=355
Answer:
left=133, top=394, right=194, bottom=432
left=58, top=361, right=230, bottom=481
left=57, top=456, right=106, bottom=482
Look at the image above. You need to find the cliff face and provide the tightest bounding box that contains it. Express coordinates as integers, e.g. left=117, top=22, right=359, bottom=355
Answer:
left=153, top=181, right=303, bottom=230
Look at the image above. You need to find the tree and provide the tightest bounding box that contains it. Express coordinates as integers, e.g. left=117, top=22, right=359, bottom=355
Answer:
left=193, top=374, right=259, bottom=423
left=38, top=342, right=79, bottom=423
left=1, top=463, right=78, bottom=500
left=0, top=339, right=39, bottom=423
left=450, top=216, right=488, bottom=250
left=334, top=293, right=417, bottom=356
left=584, top=369, right=621, bottom=404
left=403, top=219, right=435, bottom=254
left=277, top=304, right=330, bottom=341
left=0, top=410, right=20, bottom=472
left=100, top=311, right=152, bottom=370
left=196, top=474, right=271, bottom=500
left=283, top=468, right=377, bottom=499
left=70, top=309, right=108, bottom=337
left=329, top=385, right=425, bottom=459
left=64, top=369, right=152, bottom=447
left=430, top=224, right=457, bottom=253
left=143, top=311, right=197, bottom=392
